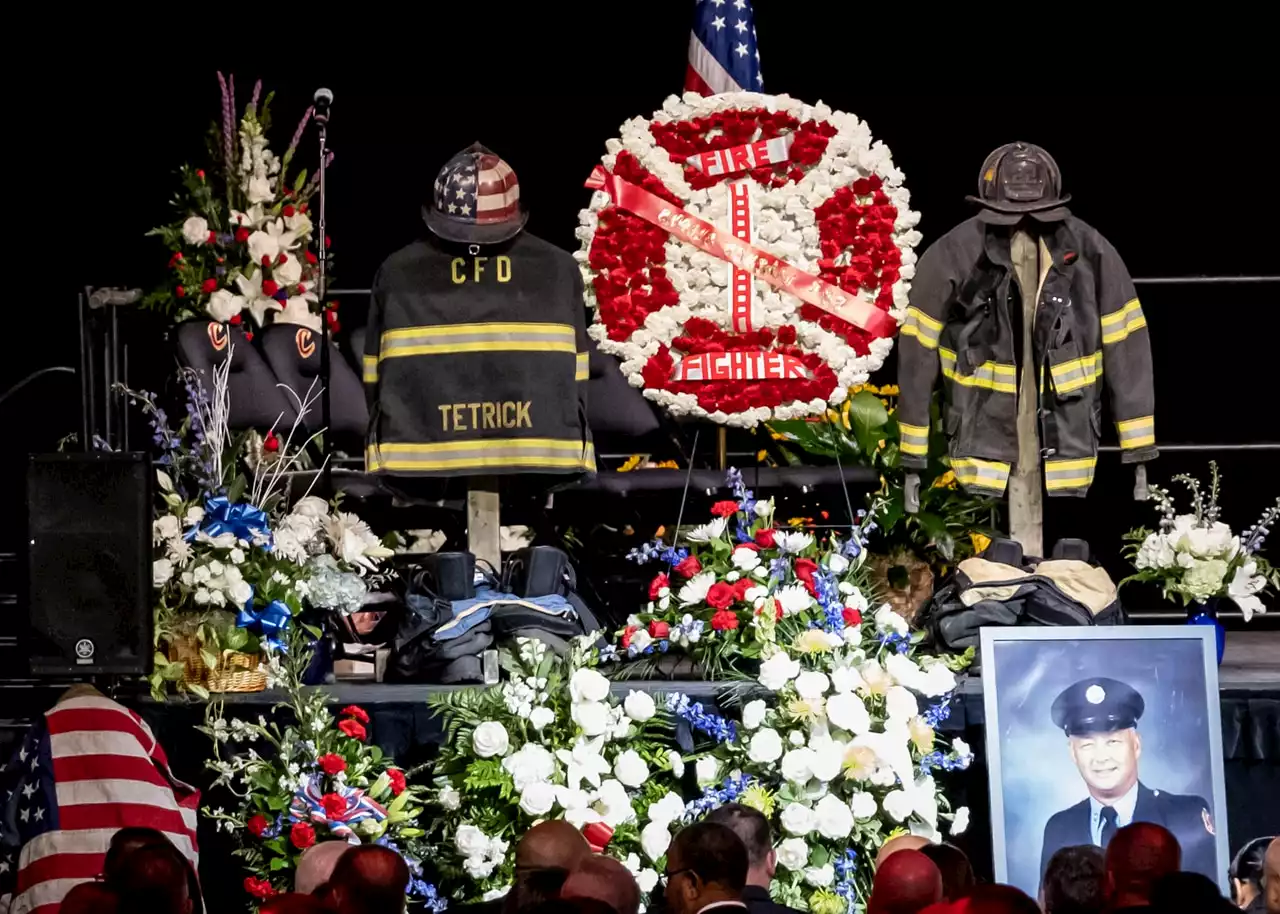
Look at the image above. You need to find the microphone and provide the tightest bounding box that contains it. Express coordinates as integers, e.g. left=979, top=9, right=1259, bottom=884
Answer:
left=313, top=88, right=334, bottom=125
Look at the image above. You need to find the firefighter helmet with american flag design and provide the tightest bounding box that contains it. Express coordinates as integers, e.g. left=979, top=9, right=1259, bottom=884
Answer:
left=423, top=142, right=527, bottom=244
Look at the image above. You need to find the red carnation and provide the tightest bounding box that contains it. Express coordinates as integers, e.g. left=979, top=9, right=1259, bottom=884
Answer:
left=201, top=278, right=218, bottom=294
left=842, top=607, right=863, bottom=627
left=247, top=814, right=269, bottom=837
left=297, top=283, right=307, bottom=294
left=261, top=279, right=279, bottom=297
left=244, top=331, right=254, bottom=342
left=229, top=314, right=242, bottom=325
left=234, top=227, right=250, bottom=243
left=620, top=624, right=639, bottom=649
left=648, top=573, right=670, bottom=599
left=175, top=285, right=185, bottom=299
left=673, top=555, right=702, bottom=578
left=711, top=609, right=740, bottom=631
left=710, top=500, right=740, bottom=518
left=731, top=578, right=754, bottom=602
left=705, top=582, right=736, bottom=610
left=338, top=719, right=367, bottom=741
left=341, top=705, right=371, bottom=724
left=648, top=620, right=670, bottom=639
left=196, top=169, right=205, bottom=180
left=305, top=250, right=318, bottom=265
left=755, top=529, right=777, bottom=549
left=321, top=792, right=347, bottom=818
left=207, top=230, right=217, bottom=244
left=290, top=822, right=316, bottom=850
left=261, top=255, right=272, bottom=267
left=263, top=431, right=280, bottom=453
left=277, top=253, right=288, bottom=266
left=386, top=768, right=407, bottom=796
left=283, top=204, right=296, bottom=217
left=244, top=877, right=277, bottom=901
left=318, top=753, right=347, bottom=776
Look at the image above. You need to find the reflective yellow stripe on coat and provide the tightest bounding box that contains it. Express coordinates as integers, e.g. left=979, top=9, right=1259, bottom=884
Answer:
left=950, top=457, right=1012, bottom=496
left=1047, top=351, right=1103, bottom=394
left=363, top=355, right=378, bottom=384
left=1045, top=456, right=1097, bottom=492
left=1117, top=415, right=1155, bottom=450
left=367, top=438, right=596, bottom=473
left=900, top=307, right=943, bottom=350
left=899, top=421, right=930, bottom=458
left=379, top=322, right=577, bottom=359
left=939, top=348, right=1018, bottom=393
left=1101, top=299, right=1147, bottom=345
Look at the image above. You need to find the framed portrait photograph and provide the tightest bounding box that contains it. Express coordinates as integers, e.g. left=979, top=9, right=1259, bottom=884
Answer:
left=980, top=626, right=1230, bottom=898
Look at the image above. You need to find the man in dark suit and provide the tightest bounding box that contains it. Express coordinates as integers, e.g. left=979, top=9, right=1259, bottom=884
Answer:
left=1038, top=677, right=1218, bottom=891
left=706, top=804, right=803, bottom=914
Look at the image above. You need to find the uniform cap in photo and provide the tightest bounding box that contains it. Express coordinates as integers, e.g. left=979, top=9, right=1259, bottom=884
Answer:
left=1050, top=677, right=1146, bottom=736
left=423, top=142, right=527, bottom=244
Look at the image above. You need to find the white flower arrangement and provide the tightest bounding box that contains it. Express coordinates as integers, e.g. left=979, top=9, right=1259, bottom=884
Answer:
left=427, top=638, right=683, bottom=905
left=1123, top=463, right=1277, bottom=620
left=575, top=91, right=921, bottom=427
left=683, top=604, right=971, bottom=913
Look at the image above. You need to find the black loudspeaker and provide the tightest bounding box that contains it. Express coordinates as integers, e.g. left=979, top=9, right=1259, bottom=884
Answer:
left=26, top=453, right=152, bottom=675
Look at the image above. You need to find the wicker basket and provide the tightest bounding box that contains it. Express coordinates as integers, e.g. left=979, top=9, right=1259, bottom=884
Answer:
left=167, top=635, right=268, bottom=694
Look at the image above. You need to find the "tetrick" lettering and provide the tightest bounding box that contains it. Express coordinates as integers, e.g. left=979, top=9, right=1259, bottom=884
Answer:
left=438, top=401, right=532, bottom=431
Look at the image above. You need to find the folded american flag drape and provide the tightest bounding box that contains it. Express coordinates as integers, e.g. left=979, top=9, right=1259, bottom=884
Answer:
left=0, top=695, right=200, bottom=914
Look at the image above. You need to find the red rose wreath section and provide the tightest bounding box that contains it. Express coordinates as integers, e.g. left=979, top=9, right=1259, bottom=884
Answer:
left=577, top=93, right=920, bottom=426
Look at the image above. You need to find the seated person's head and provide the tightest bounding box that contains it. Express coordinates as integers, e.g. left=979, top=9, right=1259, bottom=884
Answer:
left=1103, top=822, right=1181, bottom=908
left=1265, top=837, right=1280, bottom=914
left=1149, top=870, right=1236, bottom=914
left=103, top=827, right=170, bottom=882
left=261, top=892, right=336, bottom=914
left=875, top=834, right=932, bottom=871
left=296, top=841, right=352, bottom=895
left=919, top=842, right=975, bottom=901
left=957, top=884, right=1041, bottom=914
left=515, top=820, right=592, bottom=872
left=504, top=866, right=572, bottom=913
left=663, top=822, right=748, bottom=914
left=868, top=848, right=943, bottom=914
left=1229, top=836, right=1275, bottom=910
left=60, top=881, right=119, bottom=914
left=110, top=842, right=194, bottom=914
left=561, top=855, right=640, bottom=914
left=706, top=803, right=775, bottom=883
left=326, top=845, right=410, bottom=914
left=1040, top=844, right=1105, bottom=914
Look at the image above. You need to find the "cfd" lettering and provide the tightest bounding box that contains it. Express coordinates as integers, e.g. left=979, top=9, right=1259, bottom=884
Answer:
left=450, top=256, right=512, bottom=284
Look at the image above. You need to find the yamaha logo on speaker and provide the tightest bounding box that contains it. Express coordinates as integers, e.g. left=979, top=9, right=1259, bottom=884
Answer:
left=75, top=639, right=95, bottom=664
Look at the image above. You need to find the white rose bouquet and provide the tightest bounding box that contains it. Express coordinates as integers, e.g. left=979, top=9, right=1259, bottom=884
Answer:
left=425, top=637, right=685, bottom=905
left=675, top=601, right=972, bottom=913
left=1122, top=462, right=1277, bottom=620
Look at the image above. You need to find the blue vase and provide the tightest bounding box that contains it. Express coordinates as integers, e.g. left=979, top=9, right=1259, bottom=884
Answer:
left=1186, top=598, right=1226, bottom=665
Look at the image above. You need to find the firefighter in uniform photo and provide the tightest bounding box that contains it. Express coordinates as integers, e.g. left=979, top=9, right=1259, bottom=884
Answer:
left=1038, top=677, right=1218, bottom=887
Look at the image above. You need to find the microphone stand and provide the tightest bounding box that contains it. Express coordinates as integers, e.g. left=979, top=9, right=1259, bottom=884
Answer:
left=314, top=93, right=333, bottom=495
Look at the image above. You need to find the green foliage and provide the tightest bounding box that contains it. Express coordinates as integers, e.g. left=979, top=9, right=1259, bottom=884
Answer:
left=768, top=386, right=1000, bottom=569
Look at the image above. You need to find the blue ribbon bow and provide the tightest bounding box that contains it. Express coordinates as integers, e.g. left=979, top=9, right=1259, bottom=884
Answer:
left=236, top=598, right=292, bottom=653
left=189, top=496, right=271, bottom=546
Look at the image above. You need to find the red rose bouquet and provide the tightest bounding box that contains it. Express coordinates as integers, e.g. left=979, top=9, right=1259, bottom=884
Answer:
left=611, top=468, right=879, bottom=675
left=200, top=641, right=438, bottom=905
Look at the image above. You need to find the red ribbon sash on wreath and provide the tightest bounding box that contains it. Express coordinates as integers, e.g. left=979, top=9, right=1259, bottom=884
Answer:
left=585, top=165, right=897, bottom=338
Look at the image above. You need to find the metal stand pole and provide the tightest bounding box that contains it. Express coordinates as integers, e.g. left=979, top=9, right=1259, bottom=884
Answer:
left=315, top=101, right=333, bottom=493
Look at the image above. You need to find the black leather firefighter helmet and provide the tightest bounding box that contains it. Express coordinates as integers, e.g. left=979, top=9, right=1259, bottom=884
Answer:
left=966, top=142, right=1071, bottom=222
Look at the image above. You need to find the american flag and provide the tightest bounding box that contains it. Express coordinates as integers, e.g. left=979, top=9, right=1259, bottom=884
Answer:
left=685, top=0, right=763, bottom=96
left=0, top=695, right=200, bottom=914
left=432, top=144, right=521, bottom=227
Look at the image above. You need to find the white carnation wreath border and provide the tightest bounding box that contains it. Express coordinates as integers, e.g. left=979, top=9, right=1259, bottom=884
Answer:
left=575, top=92, right=922, bottom=427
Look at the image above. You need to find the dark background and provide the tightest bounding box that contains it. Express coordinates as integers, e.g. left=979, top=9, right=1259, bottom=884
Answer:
left=3, top=13, right=1278, bottom=590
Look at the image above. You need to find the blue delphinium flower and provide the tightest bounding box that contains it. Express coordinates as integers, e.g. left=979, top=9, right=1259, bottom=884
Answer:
left=666, top=693, right=737, bottom=744
left=682, top=773, right=753, bottom=822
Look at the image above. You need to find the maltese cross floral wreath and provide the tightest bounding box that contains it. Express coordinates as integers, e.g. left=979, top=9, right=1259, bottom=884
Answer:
left=575, top=92, right=922, bottom=427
